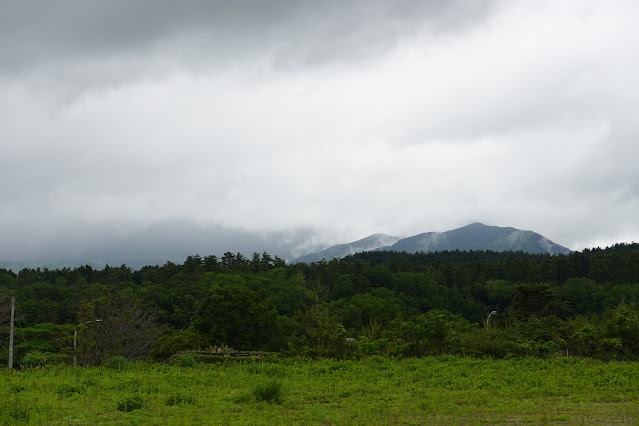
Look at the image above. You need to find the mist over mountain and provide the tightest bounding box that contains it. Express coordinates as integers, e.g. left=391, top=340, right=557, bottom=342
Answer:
left=0, top=220, right=326, bottom=271
left=0, top=222, right=570, bottom=272
left=388, top=223, right=570, bottom=254
left=295, top=223, right=570, bottom=263
left=295, top=233, right=402, bottom=264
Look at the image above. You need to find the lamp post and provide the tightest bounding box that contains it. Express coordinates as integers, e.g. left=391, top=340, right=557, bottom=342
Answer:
left=486, top=311, right=497, bottom=327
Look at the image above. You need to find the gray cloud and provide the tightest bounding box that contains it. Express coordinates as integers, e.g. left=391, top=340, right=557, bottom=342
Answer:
left=1, top=0, right=639, bottom=265
left=1, top=1, right=495, bottom=72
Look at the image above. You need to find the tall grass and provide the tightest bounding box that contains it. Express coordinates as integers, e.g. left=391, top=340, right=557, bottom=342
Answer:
left=0, top=357, right=637, bottom=424
left=252, top=379, right=284, bottom=403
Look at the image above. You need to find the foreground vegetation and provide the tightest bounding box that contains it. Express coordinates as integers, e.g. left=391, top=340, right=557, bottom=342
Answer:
left=1, top=356, right=638, bottom=424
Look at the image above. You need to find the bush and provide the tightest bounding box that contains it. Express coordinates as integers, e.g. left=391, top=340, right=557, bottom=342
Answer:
left=9, top=385, right=26, bottom=394
left=151, top=331, right=204, bottom=361
left=116, top=395, right=144, bottom=412
left=104, top=356, right=127, bottom=371
left=56, top=384, right=86, bottom=398
left=252, top=379, right=284, bottom=403
left=177, top=354, right=197, bottom=368
left=21, top=351, right=48, bottom=368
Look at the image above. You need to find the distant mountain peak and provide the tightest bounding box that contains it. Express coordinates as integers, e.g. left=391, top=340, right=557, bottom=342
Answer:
left=295, top=223, right=570, bottom=263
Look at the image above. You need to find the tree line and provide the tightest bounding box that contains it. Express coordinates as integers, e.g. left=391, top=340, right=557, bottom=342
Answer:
left=1, top=244, right=639, bottom=366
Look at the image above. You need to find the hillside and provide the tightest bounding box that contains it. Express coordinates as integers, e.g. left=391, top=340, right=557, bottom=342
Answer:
left=295, top=233, right=401, bottom=263
left=387, top=223, right=570, bottom=255
left=295, top=223, right=570, bottom=263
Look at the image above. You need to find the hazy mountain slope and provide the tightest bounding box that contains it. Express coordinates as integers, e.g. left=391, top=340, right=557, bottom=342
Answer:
left=387, top=223, right=570, bottom=255
left=0, top=220, right=326, bottom=271
left=1, top=222, right=570, bottom=271
left=295, top=233, right=401, bottom=263
left=294, top=223, right=570, bottom=263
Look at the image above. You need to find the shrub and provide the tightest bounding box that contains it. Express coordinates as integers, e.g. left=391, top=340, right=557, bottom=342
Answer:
left=116, top=395, right=144, bottom=412
left=252, top=379, right=284, bottom=403
left=151, top=331, right=204, bottom=361
left=177, top=354, right=196, bottom=368
left=10, top=385, right=26, bottom=394
left=104, top=356, right=127, bottom=371
left=56, top=384, right=85, bottom=398
left=246, top=363, right=261, bottom=375
left=21, top=351, right=48, bottom=368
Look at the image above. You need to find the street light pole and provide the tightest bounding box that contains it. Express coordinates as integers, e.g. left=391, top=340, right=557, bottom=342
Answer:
left=486, top=310, right=497, bottom=327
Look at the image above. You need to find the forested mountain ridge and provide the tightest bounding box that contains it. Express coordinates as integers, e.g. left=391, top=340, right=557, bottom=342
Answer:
left=387, top=223, right=570, bottom=255
left=295, top=233, right=401, bottom=263
left=296, top=223, right=570, bottom=263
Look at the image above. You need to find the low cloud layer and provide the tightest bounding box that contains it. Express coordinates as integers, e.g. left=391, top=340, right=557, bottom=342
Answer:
left=1, top=0, right=638, bottom=263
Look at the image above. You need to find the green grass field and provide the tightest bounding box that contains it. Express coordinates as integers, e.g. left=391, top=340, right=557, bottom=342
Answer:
left=1, top=356, right=638, bottom=425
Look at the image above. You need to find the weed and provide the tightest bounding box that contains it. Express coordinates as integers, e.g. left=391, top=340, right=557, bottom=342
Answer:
left=10, top=385, right=27, bottom=394
left=177, top=354, right=197, bottom=368
left=166, top=394, right=196, bottom=406
left=116, top=395, right=144, bottom=412
left=104, top=356, right=127, bottom=371
left=114, top=378, right=142, bottom=391
left=2, top=401, right=30, bottom=421
left=141, top=385, right=159, bottom=394
left=252, top=379, right=284, bottom=403
left=56, top=383, right=86, bottom=397
left=8, top=407, right=29, bottom=421
left=246, top=363, right=260, bottom=375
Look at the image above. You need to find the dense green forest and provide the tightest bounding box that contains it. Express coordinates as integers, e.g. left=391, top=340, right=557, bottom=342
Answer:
left=2, top=244, right=639, bottom=366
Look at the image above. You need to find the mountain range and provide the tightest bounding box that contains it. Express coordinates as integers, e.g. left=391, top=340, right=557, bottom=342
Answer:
left=0, top=222, right=570, bottom=271
left=294, top=223, right=570, bottom=263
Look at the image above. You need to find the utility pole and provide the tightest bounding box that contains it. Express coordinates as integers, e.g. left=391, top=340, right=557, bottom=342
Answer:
left=9, top=296, right=15, bottom=369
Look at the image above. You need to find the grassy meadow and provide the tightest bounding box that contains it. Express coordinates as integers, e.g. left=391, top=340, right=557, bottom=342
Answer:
left=1, top=356, right=638, bottom=425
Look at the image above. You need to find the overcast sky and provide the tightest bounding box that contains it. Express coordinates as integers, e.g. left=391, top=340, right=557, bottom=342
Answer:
left=1, top=0, right=639, bottom=262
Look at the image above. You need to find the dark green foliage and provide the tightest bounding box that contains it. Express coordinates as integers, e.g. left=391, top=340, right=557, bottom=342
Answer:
left=116, top=395, right=144, bottom=412
left=190, top=285, right=278, bottom=350
left=176, top=354, right=196, bottom=367
left=3, top=244, right=639, bottom=363
left=556, top=278, right=604, bottom=315
left=4, top=404, right=29, bottom=421
left=394, top=310, right=474, bottom=356
left=151, top=330, right=204, bottom=361
left=10, top=385, right=27, bottom=394
left=104, top=355, right=127, bottom=371
left=288, top=305, right=357, bottom=359
left=602, top=302, right=639, bottom=358
left=56, top=383, right=86, bottom=397
left=21, top=351, right=49, bottom=368
left=511, top=283, right=560, bottom=319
